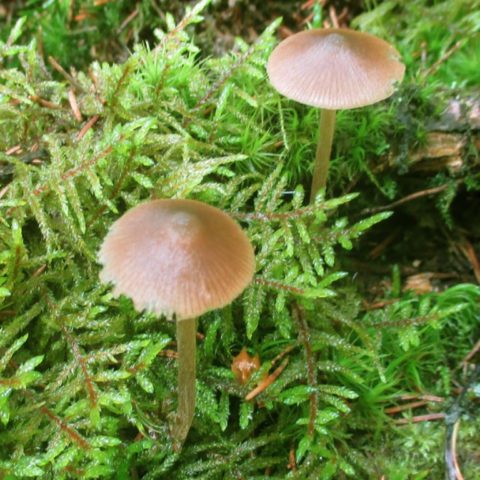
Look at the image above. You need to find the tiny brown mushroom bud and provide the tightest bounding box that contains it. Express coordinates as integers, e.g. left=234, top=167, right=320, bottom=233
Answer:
left=231, top=348, right=260, bottom=385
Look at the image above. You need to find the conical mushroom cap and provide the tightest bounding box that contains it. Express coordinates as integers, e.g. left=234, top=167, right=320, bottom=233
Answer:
left=267, top=28, right=405, bottom=110
left=98, top=199, right=255, bottom=320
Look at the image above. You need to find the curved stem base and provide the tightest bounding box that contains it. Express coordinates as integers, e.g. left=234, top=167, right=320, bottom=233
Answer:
left=173, top=317, right=197, bottom=446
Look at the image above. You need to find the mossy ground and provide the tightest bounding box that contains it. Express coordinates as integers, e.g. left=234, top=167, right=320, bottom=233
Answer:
left=0, top=1, right=479, bottom=478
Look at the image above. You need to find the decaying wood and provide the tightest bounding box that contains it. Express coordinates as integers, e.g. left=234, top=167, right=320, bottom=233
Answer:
left=384, top=96, right=479, bottom=174
left=409, top=132, right=466, bottom=173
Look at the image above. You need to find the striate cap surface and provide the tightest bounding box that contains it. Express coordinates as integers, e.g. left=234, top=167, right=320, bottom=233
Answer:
left=98, top=199, right=255, bottom=320
left=267, top=28, right=405, bottom=110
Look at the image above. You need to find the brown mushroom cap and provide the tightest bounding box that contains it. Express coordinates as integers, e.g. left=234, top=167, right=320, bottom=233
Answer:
left=98, top=199, right=255, bottom=320
left=267, top=28, right=405, bottom=110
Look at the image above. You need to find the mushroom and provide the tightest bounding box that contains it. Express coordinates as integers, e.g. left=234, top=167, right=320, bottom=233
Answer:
left=267, top=28, right=405, bottom=201
left=98, top=199, right=255, bottom=443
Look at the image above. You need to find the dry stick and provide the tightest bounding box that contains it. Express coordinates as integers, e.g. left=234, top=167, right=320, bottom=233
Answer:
left=118, top=8, right=139, bottom=32
left=173, top=317, right=197, bottom=445
left=460, top=339, right=480, bottom=367
left=385, top=400, right=430, bottom=414
left=446, top=420, right=465, bottom=480
left=30, top=95, right=63, bottom=110
left=361, top=181, right=460, bottom=215
left=39, top=404, right=91, bottom=450
left=458, top=239, right=480, bottom=283
left=76, top=115, right=100, bottom=141
left=245, top=358, right=289, bottom=401
left=68, top=89, right=83, bottom=122
left=399, top=393, right=444, bottom=403
left=310, top=109, right=336, bottom=203
left=329, top=5, right=339, bottom=28
left=0, top=185, right=10, bottom=199
left=422, top=41, right=464, bottom=79
left=6, top=145, right=22, bottom=155
left=395, top=413, right=445, bottom=424
left=445, top=364, right=480, bottom=480
left=292, top=303, right=318, bottom=437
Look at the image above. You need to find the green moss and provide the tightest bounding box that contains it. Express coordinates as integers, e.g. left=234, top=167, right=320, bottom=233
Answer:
left=0, top=0, right=479, bottom=478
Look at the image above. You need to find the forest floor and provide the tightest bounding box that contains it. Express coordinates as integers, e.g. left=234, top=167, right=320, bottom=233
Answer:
left=0, top=1, right=479, bottom=479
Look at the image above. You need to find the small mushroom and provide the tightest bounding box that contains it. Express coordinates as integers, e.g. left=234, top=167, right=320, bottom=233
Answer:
left=98, top=199, right=255, bottom=444
left=231, top=347, right=260, bottom=384
left=267, top=28, right=405, bottom=201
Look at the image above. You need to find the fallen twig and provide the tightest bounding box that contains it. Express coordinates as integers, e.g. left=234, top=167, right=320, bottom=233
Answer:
left=48, top=57, right=84, bottom=92
left=422, top=40, right=464, bottom=79
left=76, top=115, right=100, bottom=141
left=446, top=420, right=464, bottom=480
left=245, top=358, right=289, bottom=401
left=395, top=413, right=445, bottom=424
left=361, top=182, right=461, bottom=215
left=458, top=238, right=480, bottom=283
left=68, top=89, right=82, bottom=122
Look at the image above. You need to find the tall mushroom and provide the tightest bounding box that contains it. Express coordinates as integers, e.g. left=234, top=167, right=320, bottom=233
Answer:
left=98, top=199, right=255, bottom=444
left=267, top=28, right=405, bottom=201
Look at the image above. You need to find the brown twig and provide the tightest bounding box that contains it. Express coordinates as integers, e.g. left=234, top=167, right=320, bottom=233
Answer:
left=446, top=420, right=464, bottom=480
left=362, top=299, right=400, bottom=311
left=76, top=115, right=100, bottom=141
left=245, top=358, right=289, bottom=401
left=48, top=57, right=84, bottom=92
left=458, top=238, right=480, bottom=283
left=287, top=447, right=297, bottom=472
left=30, top=95, right=63, bottom=110
left=0, top=185, right=10, bottom=199
left=361, top=182, right=460, bottom=215
left=87, top=68, right=106, bottom=105
left=368, top=230, right=400, bottom=259
left=329, top=6, right=339, bottom=28
left=460, top=339, right=480, bottom=367
left=68, top=89, right=82, bottom=122
left=31, top=264, right=47, bottom=278
left=422, top=40, right=464, bottom=79
left=398, top=393, right=444, bottom=403
left=118, top=8, right=139, bottom=33
left=395, top=413, right=445, bottom=424
left=40, top=405, right=91, bottom=450
left=6, top=145, right=22, bottom=155
left=385, top=400, right=430, bottom=414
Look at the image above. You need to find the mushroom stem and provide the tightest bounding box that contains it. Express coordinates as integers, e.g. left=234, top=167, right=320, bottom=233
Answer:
left=173, top=316, right=197, bottom=444
left=310, top=109, right=336, bottom=202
